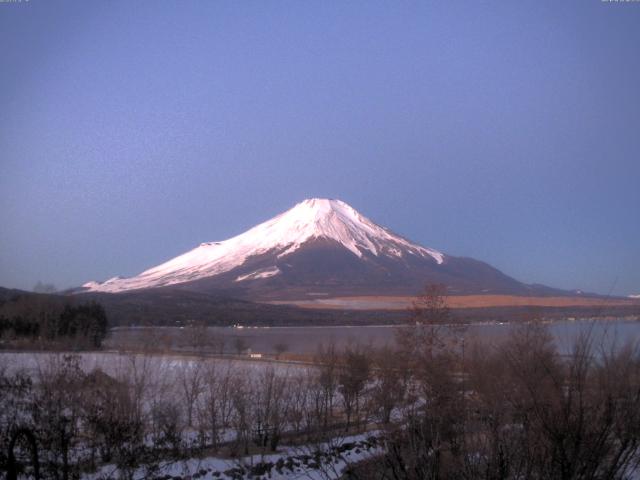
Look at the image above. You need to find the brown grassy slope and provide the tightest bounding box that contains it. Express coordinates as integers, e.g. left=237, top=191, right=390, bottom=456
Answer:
left=267, top=295, right=640, bottom=310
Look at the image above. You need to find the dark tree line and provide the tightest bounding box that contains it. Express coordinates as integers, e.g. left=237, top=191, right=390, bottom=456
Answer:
left=0, top=302, right=108, bottom=348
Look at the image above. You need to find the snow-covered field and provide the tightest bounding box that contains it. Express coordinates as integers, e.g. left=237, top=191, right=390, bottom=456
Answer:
left=0, top=351, right=302, bottom=378
left=86, top=432, right=382, bottom=480
left=2, top=351, right=353, bottom=480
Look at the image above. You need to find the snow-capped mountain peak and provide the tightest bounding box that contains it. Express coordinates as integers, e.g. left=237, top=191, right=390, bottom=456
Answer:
left=256, top=198, right=443, bottom=260
left=82, top=198, right=444, bottom=293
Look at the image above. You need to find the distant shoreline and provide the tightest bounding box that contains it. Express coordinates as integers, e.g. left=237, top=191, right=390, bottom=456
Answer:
left=266, top=294, right=640, bottom=311
left=108, top=315, right=640, bottom=331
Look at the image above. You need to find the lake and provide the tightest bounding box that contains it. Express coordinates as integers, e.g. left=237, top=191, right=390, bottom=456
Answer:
left=105, top=318, right=640, bottom=356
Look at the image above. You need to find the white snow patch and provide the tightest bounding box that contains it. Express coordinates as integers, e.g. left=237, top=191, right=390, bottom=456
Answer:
left=84, top=198, right=445, bottom=293
left=83, top=431, right=382, bottom=480
left=235, top=266, right=281, bottom=282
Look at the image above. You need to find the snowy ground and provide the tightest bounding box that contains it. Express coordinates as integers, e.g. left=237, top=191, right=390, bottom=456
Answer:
left=0, top=351, right=305, bottom=377
left=85, top=432, right=383, bottom=480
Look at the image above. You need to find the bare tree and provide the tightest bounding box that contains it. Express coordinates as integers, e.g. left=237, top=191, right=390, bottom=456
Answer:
left=395, top=283, right=464, bottom=362
left=315, top=342, right=340, bottom=432
left=338, top=347, right=370, bottom=431
left=274, top=342, right=289, bottom=360
left=0, top=368, right=38, bottom=478
left=151, top=400, right=183, bottom=455
left=288, top=370, right=312, bottom=435
left=184, top=321, right=210, bottom=353
left=33, top=354, right=85, bottom=480
left=230, top=371, right=253, bottom=455
left=234, top=336, right=249, bottom=355
left=371, top=347, right=405, bottom=424
left=33, top=281, right=57, bottom=294
left=252, top=366, right=290, bottom=452
left=198, top=361, right=234, bottom=449
left=178, top=360, right=204, bottom=428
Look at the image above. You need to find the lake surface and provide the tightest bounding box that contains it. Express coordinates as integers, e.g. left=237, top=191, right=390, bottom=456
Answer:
left=105, top=319, right=640, bottom=355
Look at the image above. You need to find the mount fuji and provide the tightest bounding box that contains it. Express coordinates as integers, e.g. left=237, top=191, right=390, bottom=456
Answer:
left=81, top=198, right=566, bottom=299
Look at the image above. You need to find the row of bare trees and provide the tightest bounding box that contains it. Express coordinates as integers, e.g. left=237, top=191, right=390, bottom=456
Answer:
left=3, top=329, right=640, bottom=480
left=0, top=346, right=381, bottom=479
left=344, top=323, right=640, bottom=480
left=348, top=285, right=640, bottom=480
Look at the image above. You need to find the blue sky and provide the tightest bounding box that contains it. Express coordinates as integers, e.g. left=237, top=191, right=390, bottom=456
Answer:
left=1, top=1, right=639, bottom=295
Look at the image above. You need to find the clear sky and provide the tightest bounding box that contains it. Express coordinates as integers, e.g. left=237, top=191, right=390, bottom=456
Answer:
left=1, top=1, right=639, bottom=296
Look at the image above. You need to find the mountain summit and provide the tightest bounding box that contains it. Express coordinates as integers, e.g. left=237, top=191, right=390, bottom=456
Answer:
left=83, top=198, right=560, bottom=298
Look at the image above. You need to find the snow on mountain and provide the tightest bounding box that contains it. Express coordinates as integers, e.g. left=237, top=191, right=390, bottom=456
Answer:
left=235, top=266, right=281, bottom=282
left=630, top=294, right=640, bottom=299
left=83, top=198, right=445, bottom=293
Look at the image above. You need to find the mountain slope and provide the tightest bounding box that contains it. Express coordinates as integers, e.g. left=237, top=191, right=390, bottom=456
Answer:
left=82, top=198, right=569, bottom=299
